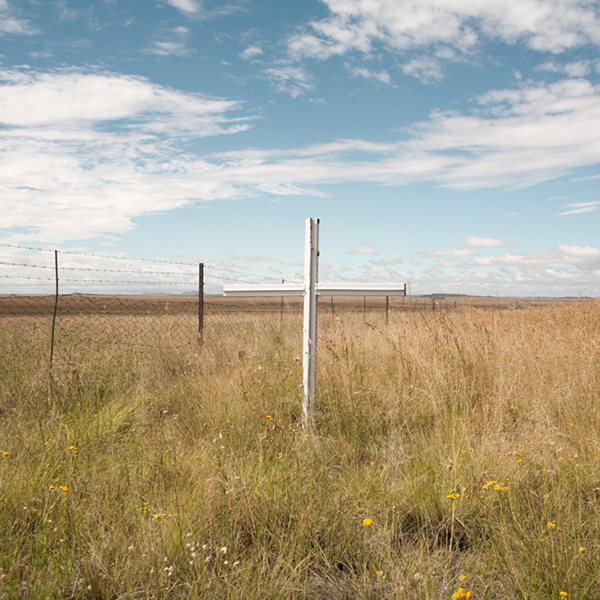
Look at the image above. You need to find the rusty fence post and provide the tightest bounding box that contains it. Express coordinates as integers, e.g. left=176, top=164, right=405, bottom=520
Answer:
left=50, top=250, right=59, bottom=366
left=198, top=263, right=204, bottom=345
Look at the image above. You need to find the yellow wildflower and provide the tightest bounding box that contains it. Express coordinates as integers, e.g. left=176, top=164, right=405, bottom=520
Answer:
left=452, top=588, right=472, bottom=600
left=482, top=480, right=497, bottom=490
left=67, top=446, right=77, bottom=451
left=59, top=486, right=68, bottom=492
left=459, top=575, right=466, bottom=582
left=447, top=493, right=461, bottom=500
left=363, top=518, right=373, bottom=527
left=559, top=592, right=568, bottom=597
left=266, top=415, right=273, bottom=421
left=547, top=521, right=556, bottom=529
left=579, top=547, right=585, bottom=553
left=2, top=452, right=9, bottom=457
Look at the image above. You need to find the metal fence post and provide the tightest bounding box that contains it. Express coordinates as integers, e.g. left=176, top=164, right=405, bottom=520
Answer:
left=386, top=295, right=389, bottom=324
left=303, top=218, right=319, bottom=430
left=198, top=263, right=204, bottom=345
left=50, top=250, right=59, bottom=366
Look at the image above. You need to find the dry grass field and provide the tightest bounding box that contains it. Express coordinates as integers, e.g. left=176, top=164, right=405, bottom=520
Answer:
left=1, top=297, right=599, bottom=599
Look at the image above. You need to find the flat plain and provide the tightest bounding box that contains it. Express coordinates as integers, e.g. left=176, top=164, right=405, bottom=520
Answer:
left=1, top=297, right=599, bottom=599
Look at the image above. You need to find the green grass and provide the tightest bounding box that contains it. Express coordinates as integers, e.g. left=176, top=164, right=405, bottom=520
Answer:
left=1, top=302, right=600, bottom=599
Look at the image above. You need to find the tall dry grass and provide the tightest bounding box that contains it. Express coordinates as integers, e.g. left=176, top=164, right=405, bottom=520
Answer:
left=1, top=301, right=600, bottom=599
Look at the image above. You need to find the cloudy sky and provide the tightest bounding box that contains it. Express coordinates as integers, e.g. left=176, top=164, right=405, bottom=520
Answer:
left=1, top=0, right=599, bottom=296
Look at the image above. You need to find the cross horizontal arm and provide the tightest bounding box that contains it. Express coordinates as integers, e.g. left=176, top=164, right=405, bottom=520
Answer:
left=223, top=283, right=406, bottom=297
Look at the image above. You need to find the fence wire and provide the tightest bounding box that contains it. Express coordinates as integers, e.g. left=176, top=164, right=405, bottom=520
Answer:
left=0, top=247, right=299, bottom=370
left=1, top=244, right=495, bottom=373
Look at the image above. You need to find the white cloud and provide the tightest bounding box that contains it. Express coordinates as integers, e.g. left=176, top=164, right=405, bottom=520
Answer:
left=347, top=245, right=377, bottom=255
left=417, top=236, right=504, bottom=263
left=537, top=60, right=592, bottom=77
left=436, top=260, right=464, bottom=268
left=473, top=251, right=554, bottom=266
left=402, top=57, right=444, bottom=83
left=148, top=27, right=192, bottom=57
left=370, top=257, right=402, bottom=266
left=472, top=245, right=600, bottom=267
left=408, top=243, right=600, bottom=296
left=263, top=66, right=314, bottom=98
left=356, top=246, right=376, bottom=255
left=464, top=235, right=504, bottom=248
left=0, top=68, right=245, bottom=135
left=0, top=1, right=38, bottom=35
left=556, top=244, right=600, bottom=258
left=418, top=248, right=474, bottom=258
left=403, top=77, right=600, bottom=189
left=240, top=45, right=263, bottom=60
left=165, top=0, right=200, bottom=15
left=346, top=64, right=391, bottom=84
left=244, top=255, right=272, bottom=263
left=0, top=67, right=250, bottom=243
left=557, top=201, right=600, bottom=215
left=4, top=68, right=600, bottom=253
left=288, top=0, right=600, bottom=62
left=205, top=77, right=600, bottom=191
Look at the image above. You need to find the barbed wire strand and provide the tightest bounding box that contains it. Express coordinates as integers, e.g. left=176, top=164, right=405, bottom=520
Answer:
left=1, top=273, right=266, bottom=285
left=0, top=261, right=195, bottom=275
left=1, top=244, right=282, bottom=282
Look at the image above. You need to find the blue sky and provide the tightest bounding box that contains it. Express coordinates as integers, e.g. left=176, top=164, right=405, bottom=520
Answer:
left=1, top=0, right=599, bottom=296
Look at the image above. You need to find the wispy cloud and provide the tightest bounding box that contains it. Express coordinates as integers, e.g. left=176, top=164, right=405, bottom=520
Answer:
left=4, top=68, right=600, bottom=249
left=355, top=246, right=376, bottom=255
left=536, top=60, right=593, bottom=77
left=165, top=0, right=200, bottom=15
left=0, top=67, right=246, bottom=135
left=345, top=63, right=391, bottom=84
left=472, top=244, right=600, bottom=267
left=263, top=66, right=313, bottom=98
left=0, top=67, right=250, bottom=243
left=418, top=248, right=474, bottom=258
left=418, top=235, right=504, bottom=258
left=402, top=57, right=444, bottom=83
left=240, top=45, right=263, bottom=60
left=0, top=0, right=39, bottom=35
left=369, top=257, right=402, bottom=266
left=206, top=77, right=600, bottom=191
left=557, top=201, right=600, bottom=215
left=464, top=235, right=504, bottom=249
left=148, top=26, right=193, bottom=57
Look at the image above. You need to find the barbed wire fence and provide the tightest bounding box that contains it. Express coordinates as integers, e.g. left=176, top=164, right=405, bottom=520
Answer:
left=0, top=243, right=309, bottom=371
left=1, top=243, right=507, bottom=375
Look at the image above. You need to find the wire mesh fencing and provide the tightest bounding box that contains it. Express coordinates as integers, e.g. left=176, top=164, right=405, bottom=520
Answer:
left=1, top=243, right=516, bottom=375
left=0, top=244, right=302, bottom=372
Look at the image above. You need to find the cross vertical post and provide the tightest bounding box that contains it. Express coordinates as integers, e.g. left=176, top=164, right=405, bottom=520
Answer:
left=302, top=217, right=319, bottom=430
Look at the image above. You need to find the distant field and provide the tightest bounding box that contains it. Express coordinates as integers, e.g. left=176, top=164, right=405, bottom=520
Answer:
left=1, top=299, right=599, bottom=598
left=0, top=292, right=587, bottom=317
